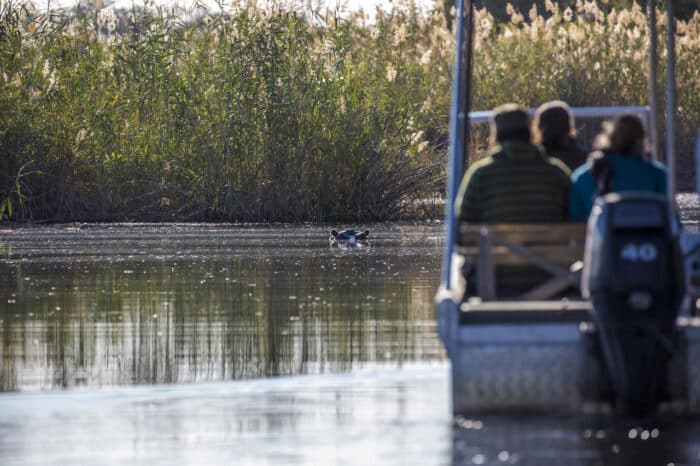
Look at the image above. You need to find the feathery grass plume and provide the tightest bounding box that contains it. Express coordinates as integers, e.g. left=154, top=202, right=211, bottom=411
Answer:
left=0, top=0, right=698, bottom=222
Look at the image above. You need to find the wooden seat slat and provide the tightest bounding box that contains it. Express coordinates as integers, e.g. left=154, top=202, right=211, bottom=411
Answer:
left=458, top=246, right=582, bottom=266
left=457, top=223, right=587, bottom=301
left=458, top=223, right=587, bottom=246
left=459, top=223, right=587, bottom=235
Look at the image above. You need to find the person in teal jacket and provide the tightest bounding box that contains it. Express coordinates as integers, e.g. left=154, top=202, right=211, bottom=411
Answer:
left=569, top=114, right=667, bottom=221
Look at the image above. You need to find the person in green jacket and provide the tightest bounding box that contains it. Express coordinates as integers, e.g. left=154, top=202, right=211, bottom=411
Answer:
left=568, top=114, right=667, bottom=222
left=455, top=103, right=572, bottom=223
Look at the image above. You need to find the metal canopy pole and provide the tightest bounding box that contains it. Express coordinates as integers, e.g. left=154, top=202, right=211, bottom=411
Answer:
left=441, top=0, right=474, bottom=289
left=696, top=131, right=700, bottom=195
left=648, top=0, right=660, bottom=161
left=665, top=0, right=677, bottom=200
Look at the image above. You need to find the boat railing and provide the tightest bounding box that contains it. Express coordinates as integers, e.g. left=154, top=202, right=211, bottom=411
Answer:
left=456, top=223, right=587, bottom=303
left=467, top=106, right=650, bottom=124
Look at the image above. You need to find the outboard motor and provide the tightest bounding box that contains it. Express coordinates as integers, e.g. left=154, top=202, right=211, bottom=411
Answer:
left=583, top=192, right=684, bottom=416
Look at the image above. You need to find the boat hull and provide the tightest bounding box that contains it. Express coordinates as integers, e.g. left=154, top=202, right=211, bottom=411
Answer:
left=437, top=296, right=700, bottom=415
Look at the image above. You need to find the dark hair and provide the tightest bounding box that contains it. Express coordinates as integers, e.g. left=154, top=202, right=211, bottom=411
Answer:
left=496, top=127, right=531, bottom=143
left=490, top=103, right=531, bottom=144
left=533, top=101, right=576, bottom=146
left=607, top=114, right=646, bottom=156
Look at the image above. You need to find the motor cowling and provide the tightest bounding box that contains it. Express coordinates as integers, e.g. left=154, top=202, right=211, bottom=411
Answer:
left=582, top=192, right=684, bottom=416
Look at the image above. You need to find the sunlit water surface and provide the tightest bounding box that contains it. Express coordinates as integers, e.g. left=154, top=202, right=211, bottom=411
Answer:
left=0, top=224, right=444, bottom=390
left=1, top=197, right=700, bottom=465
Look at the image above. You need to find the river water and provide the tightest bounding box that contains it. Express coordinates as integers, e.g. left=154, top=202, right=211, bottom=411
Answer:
left=1, top=197, right=700, bottom=465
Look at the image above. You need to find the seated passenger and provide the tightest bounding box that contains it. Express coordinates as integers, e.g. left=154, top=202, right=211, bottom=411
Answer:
left=532, top=100, right=588, bottom=171
left=569, top=114, right=667, bottom=221
left=455, top=103, right=571, bottom=223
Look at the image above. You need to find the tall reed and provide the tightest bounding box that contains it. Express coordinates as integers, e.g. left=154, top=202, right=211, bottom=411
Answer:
left=0, top=0, right=698, bottom=222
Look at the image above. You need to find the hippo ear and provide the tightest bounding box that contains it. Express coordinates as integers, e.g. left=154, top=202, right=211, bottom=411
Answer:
left=330, top=229, right=338, bottom=237
left=363, top=230, right=370, bottom=237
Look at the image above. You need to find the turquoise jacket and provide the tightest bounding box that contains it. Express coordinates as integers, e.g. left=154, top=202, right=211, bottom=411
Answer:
left=568, top=154, right=667, bottom=221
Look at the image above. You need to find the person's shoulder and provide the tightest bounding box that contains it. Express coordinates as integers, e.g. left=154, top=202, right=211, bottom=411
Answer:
left=546, top=156, right=572, bottom=177
left=648, top=159, right=667, bottom=174
left=461, top=155, right=496, bottom=186
left=466, top=153, right=499, bottom=175
left=648, top=160, right=667, bottom=188
left=627, top=156, right=667, bottom=178
left=571, top=160, right=593, bottom=183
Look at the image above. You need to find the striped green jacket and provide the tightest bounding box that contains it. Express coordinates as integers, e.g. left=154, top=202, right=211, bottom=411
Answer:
left=456, top=141, right=572, bottom=223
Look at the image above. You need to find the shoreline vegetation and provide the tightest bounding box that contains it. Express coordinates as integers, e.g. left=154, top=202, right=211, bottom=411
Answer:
left=1, top=0, right=698, bottom=223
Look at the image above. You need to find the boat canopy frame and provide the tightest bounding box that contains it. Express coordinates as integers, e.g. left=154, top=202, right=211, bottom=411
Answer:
left=441, top=0, right=679, bottom=291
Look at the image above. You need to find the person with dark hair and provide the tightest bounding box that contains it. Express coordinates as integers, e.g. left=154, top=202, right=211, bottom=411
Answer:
left=568, top=114, right=667, bottom=221
left=455, top=103, right=571, bottom=223
left=532, top=100, right=588, bottom=171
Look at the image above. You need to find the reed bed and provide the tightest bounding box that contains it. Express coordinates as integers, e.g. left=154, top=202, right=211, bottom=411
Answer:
left=0, top=0, right=698, bottom=222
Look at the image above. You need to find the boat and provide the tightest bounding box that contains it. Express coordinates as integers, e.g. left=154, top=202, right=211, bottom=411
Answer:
left=435, top=0, right=700, bottom=416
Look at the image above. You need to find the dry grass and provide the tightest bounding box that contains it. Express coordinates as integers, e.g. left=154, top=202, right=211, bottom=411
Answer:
left=0, top=0, right=698, bottom=222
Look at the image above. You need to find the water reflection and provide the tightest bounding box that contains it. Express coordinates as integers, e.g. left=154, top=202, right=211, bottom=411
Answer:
left=453, top=414, right=700, bottom=465
left=0, top=224, right=445, bottom=391
left=0, top=366, right=452, bottom=466
left=678, top=193, right=700, bottom=231
left=3, top=202, right=700, bottom=465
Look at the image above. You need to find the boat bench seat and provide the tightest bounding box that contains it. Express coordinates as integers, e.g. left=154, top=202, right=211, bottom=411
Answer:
left=457, top=223, right=588, bottom=301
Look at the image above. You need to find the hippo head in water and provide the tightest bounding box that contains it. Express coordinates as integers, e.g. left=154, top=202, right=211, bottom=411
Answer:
left=329, top=229, right=370, bottom=247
